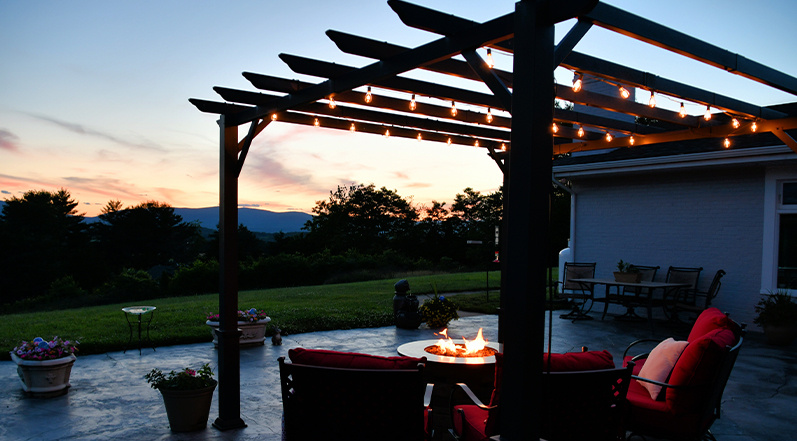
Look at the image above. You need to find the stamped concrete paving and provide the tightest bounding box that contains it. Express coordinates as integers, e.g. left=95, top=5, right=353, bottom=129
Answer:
left=1, top=313, right=794, bottom=440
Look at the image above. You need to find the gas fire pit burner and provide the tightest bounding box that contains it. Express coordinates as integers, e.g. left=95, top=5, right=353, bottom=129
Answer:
left=397, top=339, right=501, bottom=365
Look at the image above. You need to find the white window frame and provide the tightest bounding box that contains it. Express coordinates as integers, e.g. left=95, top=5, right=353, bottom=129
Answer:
left=762, top=168, right=797, bottom=294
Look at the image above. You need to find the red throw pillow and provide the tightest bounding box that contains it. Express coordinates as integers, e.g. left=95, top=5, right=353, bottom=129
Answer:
left=543, top=350, right=614, bottom=372
left=288, top=348, right=423, bottom=369
left=688, top=307, right=741, bottom=342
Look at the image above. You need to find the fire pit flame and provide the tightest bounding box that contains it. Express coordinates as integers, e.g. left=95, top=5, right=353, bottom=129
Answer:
left=426, top=328, right=496, bottom=358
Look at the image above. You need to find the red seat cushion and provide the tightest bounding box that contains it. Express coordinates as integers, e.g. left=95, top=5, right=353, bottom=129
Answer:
left=544, top=350, right=614, bottom=371
left=453, top=404, right=491, bottom=441
left=688, top=307, right=742, bottom=342
left=288, top=348, right=423, bottom=369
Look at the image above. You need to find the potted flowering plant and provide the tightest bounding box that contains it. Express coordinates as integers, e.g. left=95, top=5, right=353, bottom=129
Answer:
left=205, top=308, right=271, bottom=347
left=754, top=291, right=797, bottom=346
left=10, top=336, right=79, bottom=397
left=614, top=259, right=642, bottom=283
left=419, top=295, right=459, bottom=328
left=145, top=363, right=217, bottom=432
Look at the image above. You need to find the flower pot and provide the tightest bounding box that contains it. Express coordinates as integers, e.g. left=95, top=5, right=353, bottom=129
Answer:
left=206, top=318, right=271, bottom=347
left=613, top=272, right=642, bottom=283
left=158, top=383, right=217, bottom=432
left=10, top=353, right=76, bottom=398
left=763, top=324, right=797, bottom=346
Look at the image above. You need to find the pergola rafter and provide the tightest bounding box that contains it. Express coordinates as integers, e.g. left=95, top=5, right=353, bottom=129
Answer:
left=190, top=0, right=797, bottom=437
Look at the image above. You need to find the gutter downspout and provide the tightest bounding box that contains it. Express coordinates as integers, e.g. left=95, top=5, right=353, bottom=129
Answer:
left=552, top=176, right=575, bottom=260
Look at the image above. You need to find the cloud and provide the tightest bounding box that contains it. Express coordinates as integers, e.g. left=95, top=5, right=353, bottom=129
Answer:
left=0, top=129, right=20, bottom=152
left=25, top=113, right=165, bottom=152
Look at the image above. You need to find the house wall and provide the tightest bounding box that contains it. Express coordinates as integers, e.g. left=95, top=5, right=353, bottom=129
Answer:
left=570, top=166, right=765, bottom=326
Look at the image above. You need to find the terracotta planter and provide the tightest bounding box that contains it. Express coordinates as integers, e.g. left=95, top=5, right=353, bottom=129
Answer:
left=10, top=353, right=76, bottom=398
left=206, top=318, right=271, bottom=347
left=763, top=324, right=797, bottom=346
left=614, top=272, right=642, bottom=283
left=158, top=383, right=217, bottom=432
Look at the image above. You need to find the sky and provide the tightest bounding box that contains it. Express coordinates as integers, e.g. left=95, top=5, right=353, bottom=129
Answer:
left=1, top=0, right=795, bottom=217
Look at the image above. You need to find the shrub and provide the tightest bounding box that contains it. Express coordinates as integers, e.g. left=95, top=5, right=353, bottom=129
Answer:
left=96, top=268, right=160, bottom=302
left=168, top=259, right=219, bottom=296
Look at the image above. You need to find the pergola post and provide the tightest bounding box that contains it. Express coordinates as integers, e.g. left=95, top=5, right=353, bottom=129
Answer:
left=213, top=115, right=246, bottom=431
left=499, top=1, right=554, bottom=439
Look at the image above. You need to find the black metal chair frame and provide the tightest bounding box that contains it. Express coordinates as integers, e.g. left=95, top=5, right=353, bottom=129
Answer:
left=599, top=264, right=660, bottom=321
left=278, top=357, right=431, bottom=441
left=672, top=269, right=726, bottom=321
left=557, top=261, right=597, bottom=320
left=661, top=266, right=703, bottom=319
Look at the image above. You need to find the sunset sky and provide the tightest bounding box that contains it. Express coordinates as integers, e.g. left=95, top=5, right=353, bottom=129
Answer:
left=2, top=0, right=795, bottom=217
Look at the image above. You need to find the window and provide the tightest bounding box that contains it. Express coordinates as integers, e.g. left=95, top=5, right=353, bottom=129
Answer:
left=778, top=183, right=797, bottom=289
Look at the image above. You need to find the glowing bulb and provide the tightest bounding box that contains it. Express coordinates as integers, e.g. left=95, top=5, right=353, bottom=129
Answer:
left=486, top=108, right=493, bottom=123
left=732, top=118, right=740, bottom=129
left=648, top=91, right=656, bottom=108
left=619, top=86, right=630, bottom=99
left=679, top=102, right=687, bottom=118
left=572, top=74, right=583, bottom=92
left=629, top=136, right=635, bottom=146
left=328, top=97, right=336, bottom=109
left=704, top=106, right=712, bottom=121
left=486, top=48, right=494, bottom=69
left=384, top=129, right=390, bottom=138
left=751, top=121, right=758, bottom=132
left=605, top=132, right=613, bottom=142
left=447, top=137, right=452, bottom=145
left=724, top=137, right=731, bottom=148
left=474, top=139, right=479, bottom=147
left=349, top=123, right=355, bottom=132
left=577, top=125, right=585, bottom=138
left=409, top=94, right=417, bottom=111
left=552, top=122, right=559, bottom=133
left=417, top=133, right=422, bottom=142
left=450, top=101, right=457, bottom=117
left=313, top=118, right=319, bottom=127
left=271, top=113, right=277, bottom=121
left=500, top=143, right=507, bottom=151
left=365, top=86, right=372, bottom=104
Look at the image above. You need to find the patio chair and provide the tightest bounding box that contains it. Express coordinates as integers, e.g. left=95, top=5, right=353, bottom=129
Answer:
left=557, top=261, right=597, bottom=320
left=672, top=269, right=726, bottom=321
left=450, top=350, right=634, bottom=441
left=279, top=348, right=433, bottom=441
left=622, top=308, right=745, bottom=441
left=599, top=264, right=660, bottom=320
left=662, top=266, right=703, bottom=319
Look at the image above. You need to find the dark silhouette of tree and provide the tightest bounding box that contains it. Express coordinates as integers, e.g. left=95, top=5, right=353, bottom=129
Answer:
left=0, top=189, right=89, bottom=303
left=207, top=223, right=266, bottom=261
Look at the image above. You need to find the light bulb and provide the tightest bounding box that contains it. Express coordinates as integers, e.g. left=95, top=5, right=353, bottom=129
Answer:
left=605, top=132, right=613, bottom=142
left=732, top=118, right=740, bottom=129
left=409, top=94, right=417, bottom=111
left=486, top=108, right=493, bottom=123
left=349, top=123, right=355, bottom=132
left=724, top=137, right=731, bottom=148
left=313, top=118, right=320, bottom=127
left=450, top=101, right=457, bottom=117
left=577, top=125, right=585, bottom=137
left=328, top=97, right=336, bottom=109
left=751, top=121, right=758, bottom=132
left=572, top=74, right=583, bottom=92
left=365, top=86, right=372, bottom=104
left=447, top=137, right=452, bottom=145
left=552, top=122, right=559, bottom=133
left=474, top=139, right=479, bottom=147
left=500, top=143, right=507, bottom=151
left=648, top=91, right=656, bottom=108
left=417, top=133, right=422, bottom=142
left=486, top=48, right=494, bottom=69
left=679, top=102, right=687, bottom=118
left=271, top=113, right=277, bottom=121
left=629, top=136, right=635, bottom=146
left=704, top=106, right=712, bottom=121
left=384, top=129, right=390, bottom=138
left=619, top=86, right=630, bottom=99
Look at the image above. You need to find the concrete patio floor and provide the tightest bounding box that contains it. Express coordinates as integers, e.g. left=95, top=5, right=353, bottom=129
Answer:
left=1, top=310, right=795, bottom=440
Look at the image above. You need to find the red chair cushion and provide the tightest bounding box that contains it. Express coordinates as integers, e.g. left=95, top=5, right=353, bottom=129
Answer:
left=544, top=350, right=614, bottom=371
left=288, top=348, right=423, bottom=369
left=688, top=307, right=742, bottom=342
left=453, top=404, right=491, bottom=441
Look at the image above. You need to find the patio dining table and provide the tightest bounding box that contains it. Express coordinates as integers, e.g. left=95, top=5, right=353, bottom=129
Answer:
left=570, top=278, right=690, bottom=331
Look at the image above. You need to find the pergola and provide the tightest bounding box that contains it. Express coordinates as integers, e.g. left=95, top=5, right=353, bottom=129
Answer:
left=190, top=1, right=797, bottom=438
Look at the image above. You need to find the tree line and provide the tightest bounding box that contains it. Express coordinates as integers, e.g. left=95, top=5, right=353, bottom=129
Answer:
left=0, top=184, right=569, bottom=311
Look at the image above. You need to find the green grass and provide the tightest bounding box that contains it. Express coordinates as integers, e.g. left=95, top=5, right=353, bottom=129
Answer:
left=2, top=271, right=509, bottom=360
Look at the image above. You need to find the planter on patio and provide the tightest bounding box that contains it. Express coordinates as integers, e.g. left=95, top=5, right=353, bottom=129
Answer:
left=159, top=383, right=217, bottom=432
left=10, top=353, right=76, bottom=398
left=613, top=271, right=642, bottom=283
left=206, top=318, right=271, bottom=347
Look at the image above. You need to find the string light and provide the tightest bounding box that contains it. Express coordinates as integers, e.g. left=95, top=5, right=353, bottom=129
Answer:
left=313, top=118, right=320, bottom=127
left=365, top=86, right=373, bottom=104
left=704, top=106, right=712, bottom=121
left=724, top=137, right=731, bottom=148
left=619, top=86, right=630, bottom=99
left=572, top=73, right=583, bottom=92
left=605, top=132, right=613, bottom=142
left=577, top=125, right=585, bottom=137
left=486, top=108, right=493, bottom=123
left=751, top=121, right=758, bottom=132
left=732, top=118, right=740, bottom=129
left=417, top=133, right=422, bottom=142
left=552, top=122, right=559, bottom=133
left=474, top=140, right=479, bottom=147
left=447, top=137, right=452, bottom=145
left=349, top=123, right=355, bottom=132
left=486, top=48, right=494, bottom=69
left=384, top=129, right=390, bottom=138
left=500, top=143, right=507, bottom=151
left=450, top=101, right=457, bottom=117
left=629, top=135, right=636, bottom=146
left=271, top=113, right=277, bottom=121
left=328, top=96, right=336, bottom=109
left=648, top=91, right=657, bottom=108
left=409, top=94, right=417, bottom=111
left=679, top=102, right=687, bottom=118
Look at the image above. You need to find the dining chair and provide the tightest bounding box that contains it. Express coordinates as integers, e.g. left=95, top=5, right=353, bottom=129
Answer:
left=662, top=266, right=703, bottom=319
left=556, top=262, right=597, bottom=320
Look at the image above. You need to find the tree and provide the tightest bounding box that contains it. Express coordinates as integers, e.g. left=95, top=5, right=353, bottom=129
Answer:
left=0, top=189, right=89, bottom=303
left=303, top=184, right=418, bottom=254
